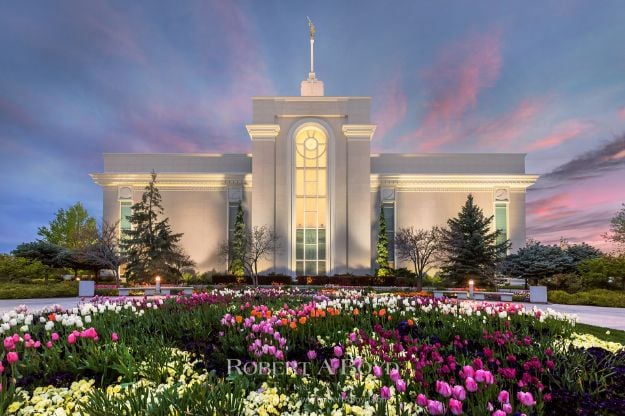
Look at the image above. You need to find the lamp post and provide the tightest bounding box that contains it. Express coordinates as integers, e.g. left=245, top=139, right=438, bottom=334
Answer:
left=468, top=280, right=474, bottom=299
left=155, top=276, right=161, bottom=294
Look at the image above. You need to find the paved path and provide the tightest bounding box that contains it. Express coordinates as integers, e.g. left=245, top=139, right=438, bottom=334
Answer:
left=0, top=297, right=624, bottom=331
left=520, top=302, right=625, bottom=331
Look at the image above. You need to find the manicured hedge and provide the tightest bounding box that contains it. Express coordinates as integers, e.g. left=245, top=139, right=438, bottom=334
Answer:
left=0, top=282, right=78, bottom=299
left=548, top=289, right=625, bottom=307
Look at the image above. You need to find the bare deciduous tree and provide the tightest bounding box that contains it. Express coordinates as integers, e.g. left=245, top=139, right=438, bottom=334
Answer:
left=395, top=226, right=442, bottom=290
left=219, top=225, right=281, bottom=286
left=79, top=221, right=124, bottom=287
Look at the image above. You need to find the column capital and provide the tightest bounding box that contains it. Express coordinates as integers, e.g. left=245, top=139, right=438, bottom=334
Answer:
left=342, top=124, right=376, bottom=141
left=246, top=124, right=280, bottom=141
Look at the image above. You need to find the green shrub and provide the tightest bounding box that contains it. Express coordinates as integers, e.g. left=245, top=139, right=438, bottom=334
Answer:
left=549, top=289, right=625, bottom=307
left=0, top=254, right=59, bottom=282
left=0, top=282, right=78, bottom=299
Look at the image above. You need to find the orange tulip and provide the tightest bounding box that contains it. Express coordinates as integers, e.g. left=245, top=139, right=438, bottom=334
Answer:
left=289, top=321, right=297, bottom=330
left=281, top=318, right=288, bottom=326
left=235, top=315, right=243, bottom=324
left=353, top=308, right=359, bottom=316
left=379, top=309, right=386, bottom=317
left=299, top=316, right=307, bottom=325
left=407, top=319, right=414, bottom=326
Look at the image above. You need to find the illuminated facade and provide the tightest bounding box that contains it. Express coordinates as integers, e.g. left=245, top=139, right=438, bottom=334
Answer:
left=91, top=33, right=538, bottom=276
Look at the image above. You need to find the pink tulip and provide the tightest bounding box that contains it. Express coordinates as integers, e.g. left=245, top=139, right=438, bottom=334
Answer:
left=353, top=357, right=363, bottom=369
left=417, top=393, right=428, bottom=406
left=51, top=333, right=60, bottom=342
left=396, top=379, right=407, bottom=393
left=333, top=345, right=343, bottom=357
left=517, top=391, right=536, bottom=407
left=436, top=380, right=452, bottom=397
left=475, top=369, right=494, bottom=384
left=6, top=352, right=18, bottom=364
left=46, top=341, right=53, bottom=349
left=492, top=411, right=506, bottom=416
left=427, top=400, right=446, bottom=415
left=307, top=350, right=317, bottom=360
left=111, top=333, right=119, bottom=342
left=497, top=390, right=510, bottom=404
left=449, top=398, right=463, bottom=415
left=462, top=365, right=474, bottom=379
left=502, top=403, right=513, bottom=414
left=373, top=365, right=383, bottom=378
left=380, top=386, right=391, bottom=400
left=465, top=377, right=478, bottom=392
left=390, top=368, right=400, bottom=382
left=68, top=334, right=76, bottom=344
left=452, top=385, right=466, bottom=401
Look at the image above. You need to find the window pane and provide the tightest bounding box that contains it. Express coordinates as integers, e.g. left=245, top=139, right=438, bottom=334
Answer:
left=305, top=182, right=316, bottom=196
left=296, top=261, right=304, bottom=275
left=318, top=243, right=326, bottom=260
left=318, top=229, right=326, bottom=243
left=296, top=242, right=304, bottom=259
left=295, top=198, right=304, bottom=227
left=305, top=229, right=317, bottom=244
left=296, top=170, right=304, bottom=194
left=305, top=170, right=317, bottom=182
left=305, top=261, right=316, bottom=275
left=120, top=202, right=132, bottom=231
left=305, top=198, right=317, bottom=212
left=305, top=245, right=317, bottom=260
left=318, top=262, right=326, bottom=275
left=305, top=212, right=316, bottom=228
left=296, top=229, right=304, bottom=244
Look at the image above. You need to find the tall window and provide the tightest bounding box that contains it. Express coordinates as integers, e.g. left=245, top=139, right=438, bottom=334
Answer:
left=383, top=202, right=395, bottom=265
left=495, top=202, right=508, bottom=245
left=120, top=201, right=132, bottom=236
left=228, top=201, right=239, bottom=243
left=295, top=127, right=327, bottom=276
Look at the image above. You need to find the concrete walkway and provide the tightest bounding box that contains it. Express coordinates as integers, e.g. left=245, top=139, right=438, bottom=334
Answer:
left=0, top=297, right=624, bottom=331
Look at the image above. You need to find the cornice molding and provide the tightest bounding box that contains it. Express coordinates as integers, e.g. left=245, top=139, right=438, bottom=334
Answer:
left=246, top=124, right=280, bottom=141
left=370, top=174, right=539, bottom=190
left=342, top=124, right=377, bottom=141
left=90, top=173, right=252, bottom=188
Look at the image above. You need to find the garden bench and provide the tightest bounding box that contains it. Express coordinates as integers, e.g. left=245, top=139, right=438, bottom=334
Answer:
left=473, top=291, right=514, bottom=302
left=117, top=287, right=193, bottom=296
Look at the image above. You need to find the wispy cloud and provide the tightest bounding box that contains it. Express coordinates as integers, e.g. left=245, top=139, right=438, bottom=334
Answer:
left=619, top=106, right=625, bottom=120
left=542, top=133, right=625, bottom=181
left=411, top=29, right=502, bottom=151
left=525, top=119, right=592, bottom=152
left=475, top=98, right=546, bottom=148
left=372, top=73, right=407, bottom=148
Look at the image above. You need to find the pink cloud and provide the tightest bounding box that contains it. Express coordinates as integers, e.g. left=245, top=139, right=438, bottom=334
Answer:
left=618, top=106, right=625, bottom=120
left=410, top=30, right=502, bottom=151
left=476, top=98, right=546, bottom=147
left=525, top=119, right=591, bottom=152
left=372, top=74, right=407, bottom=148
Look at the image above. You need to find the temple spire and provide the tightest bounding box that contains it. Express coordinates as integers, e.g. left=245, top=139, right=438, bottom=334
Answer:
left=301, top=17, right=324, bottom=96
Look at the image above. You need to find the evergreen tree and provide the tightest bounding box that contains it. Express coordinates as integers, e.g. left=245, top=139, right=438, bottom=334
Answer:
left=440, top=194, right=509, bottom=286
left=375, top=205, right=391, bottom=277
left=230, top=202, right=246, bottom=277
left=121, top=172, right=193, bottom=283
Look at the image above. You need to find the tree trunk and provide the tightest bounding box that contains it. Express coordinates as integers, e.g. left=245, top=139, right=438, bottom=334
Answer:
left=417, top=272, right=423, bottom=292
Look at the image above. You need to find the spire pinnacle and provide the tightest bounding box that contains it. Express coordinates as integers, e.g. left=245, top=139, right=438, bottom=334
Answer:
left=301, top=17, right=324, bottom=96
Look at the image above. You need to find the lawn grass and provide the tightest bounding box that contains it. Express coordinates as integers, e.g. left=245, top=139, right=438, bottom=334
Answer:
left=575, top=322, right=625, bottom=345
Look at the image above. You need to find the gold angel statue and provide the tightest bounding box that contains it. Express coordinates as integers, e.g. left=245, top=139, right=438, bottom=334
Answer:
left=307, top=17, right=315, bottom=39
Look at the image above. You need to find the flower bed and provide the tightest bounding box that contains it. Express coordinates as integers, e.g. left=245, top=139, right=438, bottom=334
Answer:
left=0, top=289, right=623, bottom=415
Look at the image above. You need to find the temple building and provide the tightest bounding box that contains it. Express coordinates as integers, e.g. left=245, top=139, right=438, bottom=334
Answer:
left=91, top=25, right=538, bottom=276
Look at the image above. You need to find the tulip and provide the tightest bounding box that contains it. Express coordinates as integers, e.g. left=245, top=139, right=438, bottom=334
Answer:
left=465, top=377, right=478, bottom=392
left=502, top=403, right=513, bottom=414
left=333, top=345, right=343, bottom=358
left=111, top=333, right=119, bottom=342
left=390, top=368, right=400, bottom=382
left=373, top=365, right=383, bottom=378
left=396, top=379, right=407, bottom=393
left=51, top=332, right=59, bottom=341
left=307, top=350, right=317, bottom=360
left=436, top=380, right=452, bottom=397
left=353, top=357, right=363, bottom=369
left=6, top=352, right=18, bottom=364
left=416, top=393, right=428, bottom=406
left=380, top=386, right=391, bottom=400
left=461, top=365, right=474, bottom=379
left=517, top=391, right=536, bottom=407
left=452, top=385, right=466, bottom=401
left=492, top=411, right=506, bottom=416
left=427, top=400, right=446, bottom=415
left=449, top=398, right=463, bottom=415
left=497, top=390, right=510, bottom=404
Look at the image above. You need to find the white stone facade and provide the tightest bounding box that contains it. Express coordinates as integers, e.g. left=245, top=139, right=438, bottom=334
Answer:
left=92, top=91, right=537, bottom=276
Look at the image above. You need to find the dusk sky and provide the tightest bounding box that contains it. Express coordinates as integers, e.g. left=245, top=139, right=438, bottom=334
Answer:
left=1, top=0, right=625, bottom=253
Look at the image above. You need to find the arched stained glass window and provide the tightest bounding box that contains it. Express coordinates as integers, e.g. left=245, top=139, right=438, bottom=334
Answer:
left=295, top=126, right=327, bottom=275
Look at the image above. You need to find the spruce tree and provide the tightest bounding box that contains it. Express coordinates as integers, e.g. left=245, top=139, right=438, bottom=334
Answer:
left=230, top=201, right=246, bottom=278
left=121, top=172, right=192, bottom=283
left=375, top=205, right=391, bottom=277
left=440, top=194, right=509, bottom=287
